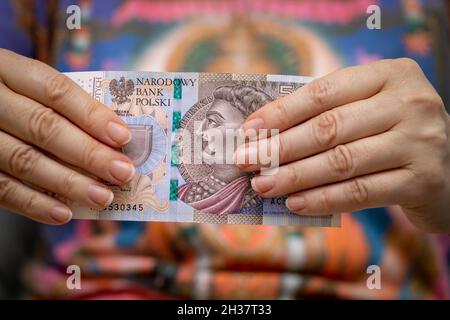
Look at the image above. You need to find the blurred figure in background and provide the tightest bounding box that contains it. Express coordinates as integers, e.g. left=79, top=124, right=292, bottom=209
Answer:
left=0, top=0, right=449, bottom=299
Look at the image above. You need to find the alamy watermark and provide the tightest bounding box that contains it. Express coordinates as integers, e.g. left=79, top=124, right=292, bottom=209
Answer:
left=66, top=5, right=81, bottom=30
left=366, top=264, right=382, bottom=290
left=66, top=264, right=81, bottom=290
left=66, top=4, right=382, bottom=31
left=366, top=5, right=382, bottom=30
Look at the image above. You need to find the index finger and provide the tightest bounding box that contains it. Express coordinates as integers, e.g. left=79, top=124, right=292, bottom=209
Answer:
left=241, top=59, right=391, bottom=134
left=0, top=49, right=130, bottom=148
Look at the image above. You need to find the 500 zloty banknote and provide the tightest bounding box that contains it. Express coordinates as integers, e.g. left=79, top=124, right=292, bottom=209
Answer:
left=66, top=71, right=340, bottom=227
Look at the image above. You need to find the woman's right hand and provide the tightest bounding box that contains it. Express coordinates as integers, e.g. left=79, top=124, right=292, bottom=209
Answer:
left=0, top=49, right=135, bottom=224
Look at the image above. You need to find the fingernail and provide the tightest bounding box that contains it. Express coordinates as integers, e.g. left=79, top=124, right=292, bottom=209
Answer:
left=87, top=185, right=114, bottom=207
left=109, top=160, right=135, bottom=183
left=233, top=145, right=258, bottom=167
left=240, top=118, right=265, bottom=133
left=286, top=196, right=306, bottom=212
left=251, top=175, right=275, bottom=193
left=50, top=206, right=72, bottom=223
left=107, top=122, right=131, bottom=145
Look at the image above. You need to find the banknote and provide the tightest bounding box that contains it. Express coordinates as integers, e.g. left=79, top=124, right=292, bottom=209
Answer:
left=66, top=71, right=340, bottom=227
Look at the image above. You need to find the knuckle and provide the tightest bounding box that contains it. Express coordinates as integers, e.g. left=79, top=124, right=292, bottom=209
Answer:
left=383, top=58, right=422, bottom=82
left=60, top=171, right=77, bottom=198
left=442, top=121, right=450, bottom=148
left=421, top=166, right=446, bottom=193
left=83, top=101, right=100, bottom=131
left=328, top=144, right=354, bottom=177
left=312, top=111, right=338, bottom=148
left=276, top=135, right=288, bottom=163
left=427, top=174, right=445, bottom=193
left=317, top=189, right=333, bottom=213
left=287, top=164, right=303, bottom=187
left=0, top=175, right=14, bottom=203
left=81, top=139, right=100, bottom=169
left=28, top=107, right=61, bottom=147
left=272, top=99, right=291, bottom=129
left=346, top=178, right=369, bottom=206
left=393, top=57, right=420, bottom=72
left=83, top=101, right=103, bottom=132
left=23, top=192, right=38, bottom=214
left=377, top=58, right=395, bottom=67
left=401, top=90, right=443, bottom=113
left=419, top=121, right=448, bottom=148
left=8, top=145, right=39, bottom=176
left=45, top=73, right=72, bottom=104
left=307, top=79, right=332, bottom=107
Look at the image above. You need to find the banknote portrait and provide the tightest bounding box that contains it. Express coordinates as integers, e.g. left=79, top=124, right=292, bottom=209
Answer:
left=178, top=84, right=273, bottom=215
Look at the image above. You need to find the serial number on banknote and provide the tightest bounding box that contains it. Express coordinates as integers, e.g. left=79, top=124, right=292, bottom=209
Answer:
left=106, top=203, right=145, bottom=212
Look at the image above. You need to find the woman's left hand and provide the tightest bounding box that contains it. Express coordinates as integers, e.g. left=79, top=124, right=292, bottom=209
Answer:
left=235, top=58, right=450, bottom=233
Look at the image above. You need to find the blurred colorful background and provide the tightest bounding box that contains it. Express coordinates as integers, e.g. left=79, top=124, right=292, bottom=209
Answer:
left=0, top=0, right=449, bottom=299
